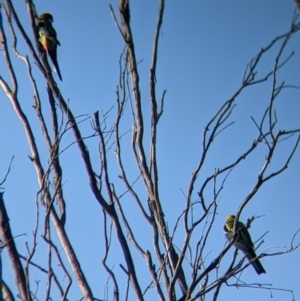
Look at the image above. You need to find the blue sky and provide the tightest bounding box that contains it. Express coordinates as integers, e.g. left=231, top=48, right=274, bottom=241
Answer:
left=1, top=0, right=300, bottom=300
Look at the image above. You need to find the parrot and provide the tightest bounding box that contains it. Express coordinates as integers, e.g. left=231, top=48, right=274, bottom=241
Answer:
left=37, top=13, right=62, bottom=81
left=224, top=215, right=266, bottom=275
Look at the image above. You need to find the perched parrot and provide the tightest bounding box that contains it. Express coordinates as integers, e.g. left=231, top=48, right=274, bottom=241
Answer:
left=37, top=13, right=62, bottom=81
left=224, top=215, right=266, bottom=275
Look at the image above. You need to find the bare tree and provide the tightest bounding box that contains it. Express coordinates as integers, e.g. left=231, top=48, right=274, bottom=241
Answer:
left=0, top=1, right=300, bottom=301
